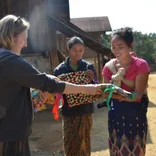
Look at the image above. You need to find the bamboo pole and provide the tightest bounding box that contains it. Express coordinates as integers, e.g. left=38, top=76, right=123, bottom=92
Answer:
left=97, top=53, right=102, bottom=83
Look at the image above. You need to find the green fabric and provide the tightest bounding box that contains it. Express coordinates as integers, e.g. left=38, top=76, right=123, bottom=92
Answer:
left=103, top=85, right=135, bottom=110
left=104, top=85, right=115, bottom=110
left=131, top=92, right=136, bottom=100
left=59, top=96, right=63, bottom=111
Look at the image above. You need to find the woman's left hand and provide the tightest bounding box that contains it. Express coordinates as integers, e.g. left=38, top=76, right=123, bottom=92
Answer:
left=39, top=91, right=49, bottom=104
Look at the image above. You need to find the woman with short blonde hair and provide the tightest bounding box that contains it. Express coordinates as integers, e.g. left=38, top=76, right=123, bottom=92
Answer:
left=0, top=15, right=29, bottom=52
left=0, top=15, right=102, bottom=156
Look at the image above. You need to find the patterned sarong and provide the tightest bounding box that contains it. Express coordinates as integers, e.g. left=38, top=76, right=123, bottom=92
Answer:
left=63, top=114, right=92, bottom=156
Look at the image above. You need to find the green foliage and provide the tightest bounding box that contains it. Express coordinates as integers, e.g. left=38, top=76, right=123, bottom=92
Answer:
left=101, top=31, right=156, bottom=64
left=101, top=34, right=111, bottom=48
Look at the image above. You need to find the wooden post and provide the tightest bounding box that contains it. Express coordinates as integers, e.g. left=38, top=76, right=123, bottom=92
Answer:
left=97, top=53, right=103, bottom=83
left=48, top=30, right=59, bottom=73
left=93, top=51, right=97, bottom=72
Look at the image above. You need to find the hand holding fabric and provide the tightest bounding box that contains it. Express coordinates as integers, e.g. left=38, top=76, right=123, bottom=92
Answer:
left=85, top=69, right=94, bottom=81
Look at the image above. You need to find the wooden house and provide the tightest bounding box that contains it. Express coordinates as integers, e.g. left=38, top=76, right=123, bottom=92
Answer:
left=0, top=0, right=112, bottom=81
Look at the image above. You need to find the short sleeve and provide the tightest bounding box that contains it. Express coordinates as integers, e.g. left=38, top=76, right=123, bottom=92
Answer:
left=137, top=59, right=150, bottom=75
left=102, top=66, right=112, bottom=81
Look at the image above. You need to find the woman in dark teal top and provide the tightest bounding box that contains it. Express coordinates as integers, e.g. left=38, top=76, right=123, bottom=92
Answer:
left=54, top=36, right=98, bottom=156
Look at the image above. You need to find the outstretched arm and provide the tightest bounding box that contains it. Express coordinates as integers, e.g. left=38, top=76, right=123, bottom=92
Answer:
left=4, top=57, right=102, bottom=95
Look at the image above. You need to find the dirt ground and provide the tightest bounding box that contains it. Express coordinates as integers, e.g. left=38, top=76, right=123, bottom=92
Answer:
left=30, top=74, right=156, bottom=156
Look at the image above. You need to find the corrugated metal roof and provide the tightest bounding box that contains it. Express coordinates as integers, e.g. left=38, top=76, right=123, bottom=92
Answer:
left=70, top=16, right=112, bottom=32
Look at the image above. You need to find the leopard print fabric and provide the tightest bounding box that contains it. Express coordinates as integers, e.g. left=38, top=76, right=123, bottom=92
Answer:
left=58, top=71, right=100, bottom=107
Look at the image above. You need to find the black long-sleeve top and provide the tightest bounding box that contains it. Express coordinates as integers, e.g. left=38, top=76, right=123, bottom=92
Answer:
left=0, top=49, right=65, bottom=142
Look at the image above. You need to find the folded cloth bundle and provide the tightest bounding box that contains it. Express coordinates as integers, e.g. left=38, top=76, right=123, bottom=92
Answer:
left=58, top=71, right=133, bottom=108
left=58, top=71, right=101, bottom=107
left=31, top=89, right=64, bottom=120
left=31, top=71, right=133, bottom=119
left=100, top=83, right=133, bottom=100
left=100, top=84, right=134, bottom=110
left=31, top=89, right=56, bottom=112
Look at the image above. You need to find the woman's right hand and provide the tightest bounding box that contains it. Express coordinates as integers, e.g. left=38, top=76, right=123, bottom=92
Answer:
left=39, top=91, right=49, bottom=104
left=85, top=69, right=94, bottom=81
left=63, top=83, right=103, bottom=95
left=82, top=84, right=103, bottom=95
